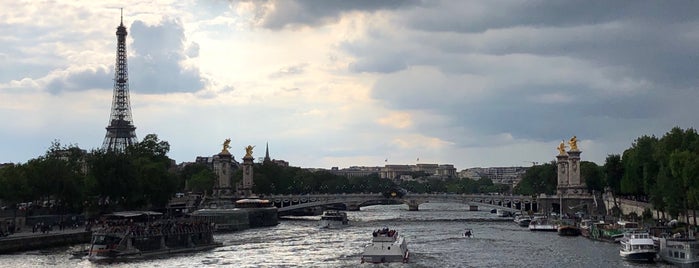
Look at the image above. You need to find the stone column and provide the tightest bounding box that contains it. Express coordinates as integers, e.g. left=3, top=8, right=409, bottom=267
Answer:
left=556, top=154, right=569, bottom=195
left=567, top=150, right=582, bottom=187
left=239, top=153, right=254, bottom=197
left=213, top=151, right=232, bottom=196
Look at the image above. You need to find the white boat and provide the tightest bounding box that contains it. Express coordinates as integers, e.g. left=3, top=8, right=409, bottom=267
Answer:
left=514, top=215, right=532, bottom=227
left=528, top=216, right=558, bottom=232
left=619, top=230, right=657, bottom=262
left=361, top=228, right=409, bottom=263
left=658, top=232, right=699, bottom=266
left=319, top=210, right=348, bottom=228
left=496, top=209, right=512, bottom=217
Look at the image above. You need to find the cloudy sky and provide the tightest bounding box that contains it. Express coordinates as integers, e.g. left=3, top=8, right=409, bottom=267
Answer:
left=1, top=1, right=698, bottom=170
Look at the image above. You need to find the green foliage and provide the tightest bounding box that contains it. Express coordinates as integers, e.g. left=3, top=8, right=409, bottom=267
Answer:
left=179, top=163, right=213, bottom=192
left=581, top=161, right=604, bottom=193
left=514, top=162, right=557, bottom=195
left=621, top=135, right=658, bottom=196
left=603, top=154, right=623, bottom=195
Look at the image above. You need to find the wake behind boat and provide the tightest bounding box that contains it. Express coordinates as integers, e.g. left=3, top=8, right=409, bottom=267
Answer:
left=319, top=210, right=348, bottom=229
left=361, top=228, right=409, bottom=263
left=87, top=211, right=222, bottom=262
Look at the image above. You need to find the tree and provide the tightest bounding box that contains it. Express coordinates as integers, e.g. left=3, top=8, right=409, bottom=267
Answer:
left=580, top=161, right=604, bottom=193
left=0, top=164, right=30, bottom=205
left=514, top=162, right=556, bottom=195
left=188, top=168, right=216, bottom=195
left=129, top=134, right=177, bottom=209
left=668, top=151, right=699, bottom=225
left=603, top=154, right=623, bottom=195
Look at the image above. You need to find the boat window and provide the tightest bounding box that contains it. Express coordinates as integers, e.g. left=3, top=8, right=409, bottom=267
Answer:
left=681, top=252, right=686, bottom=259
left=92, top=235, right=120, bottom=245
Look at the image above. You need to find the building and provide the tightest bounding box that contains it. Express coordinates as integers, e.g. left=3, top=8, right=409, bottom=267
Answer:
left=329, top=166, right=381, bottom=178
left=459, top=166, right=528, bottom=185
left=379, top=163, right=457, bottom=180
left=262, top=143, right=289, bottom=167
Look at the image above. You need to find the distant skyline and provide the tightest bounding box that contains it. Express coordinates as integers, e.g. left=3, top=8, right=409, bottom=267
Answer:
left=1, top=1, right=698, bottom=170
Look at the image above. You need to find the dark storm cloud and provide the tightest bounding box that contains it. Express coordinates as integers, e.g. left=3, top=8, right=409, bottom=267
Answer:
left=405, top=1, right=699, bottom=33
left=342, top=1, right=699, bottom=146
left=128, top=19, right=205, bottom=94
left=244, top=0, right=422, bottom=29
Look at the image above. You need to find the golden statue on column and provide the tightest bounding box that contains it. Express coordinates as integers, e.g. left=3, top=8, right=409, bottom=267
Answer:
left=244, top=145, right=255, bottom=158
left=221, top=138, right=231, bottom=154
left=568, top=136, right=578, bottom=151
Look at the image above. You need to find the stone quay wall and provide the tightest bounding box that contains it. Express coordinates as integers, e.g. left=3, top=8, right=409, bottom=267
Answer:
left=0, top=230, right=91, bottom=254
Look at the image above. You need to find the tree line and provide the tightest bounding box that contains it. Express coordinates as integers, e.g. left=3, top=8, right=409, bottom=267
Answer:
left=0, top=133, right=511, bottom=215
left=2, top=127, right=696, bottom=220
left=514, top=127, right=699, bottom=220
left=0, top=134, right=178, bottom=215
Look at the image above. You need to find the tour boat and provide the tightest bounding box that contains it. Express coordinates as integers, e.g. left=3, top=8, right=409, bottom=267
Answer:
left=619, top=230, right=657, bottom=262
left=528, top=216, right=558, bottom=232
left=319, top=210, right=349, bottom=229
left=361, top=228, right=409, bottom=263
left=658, top=231, right=699, bottom=266
left=87, top=211, right=222, bottom=262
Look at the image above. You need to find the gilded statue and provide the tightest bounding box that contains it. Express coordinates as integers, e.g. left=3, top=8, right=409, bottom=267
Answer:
left=222, top=138, right=231, bottom=153
left=557, top=141, right=567, bottom=155
left=569, top=136, right=578, bottom=151
left=245, top=145, right=255, bottom=157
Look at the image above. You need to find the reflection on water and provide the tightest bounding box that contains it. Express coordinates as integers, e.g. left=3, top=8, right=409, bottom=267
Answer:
left=0, top=203, right=674, bottom=267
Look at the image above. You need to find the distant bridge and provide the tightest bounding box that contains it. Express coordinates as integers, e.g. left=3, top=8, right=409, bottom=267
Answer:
left=266, top=193, right=538, bottom=213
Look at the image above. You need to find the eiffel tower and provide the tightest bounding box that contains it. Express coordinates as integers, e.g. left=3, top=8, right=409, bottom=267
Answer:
left=102, top=10, right=137, bottom=152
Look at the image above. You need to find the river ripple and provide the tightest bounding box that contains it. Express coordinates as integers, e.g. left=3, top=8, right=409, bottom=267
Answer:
left=0, top=203, right=674, bottom=267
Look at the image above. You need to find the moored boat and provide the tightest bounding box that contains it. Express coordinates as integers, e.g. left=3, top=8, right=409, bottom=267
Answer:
left=529, top=216, right=558, bottom=232
left=361, top=228, right=409, bottom=263
left=496, top=209, right=513, bottom=217
left=619, top=229, right=657, bottom=263
left=518, top=218, right=532, bottom=227
left=514, top=215, right=532, bottom=227
left=588, top=221, right=624, bottom=243
left=579, top=219, right=595, bottom=238
left=658, top=231, right=699, bottom=266
left=558, top=219, right=581, bottom=236
left=319, top=210, right=349, bottom=229
left=87, top=211, right=222, bottom=262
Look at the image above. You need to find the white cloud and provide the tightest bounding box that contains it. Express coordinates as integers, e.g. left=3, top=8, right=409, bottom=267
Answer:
left=2, top=1, right=699, bottom=172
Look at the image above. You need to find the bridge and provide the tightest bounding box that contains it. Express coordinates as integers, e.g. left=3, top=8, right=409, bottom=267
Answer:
left=265, top=193, right=538, bottom=214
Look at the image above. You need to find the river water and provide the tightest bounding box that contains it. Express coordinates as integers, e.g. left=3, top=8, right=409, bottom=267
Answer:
left=0, top=203, right=673, bottom=267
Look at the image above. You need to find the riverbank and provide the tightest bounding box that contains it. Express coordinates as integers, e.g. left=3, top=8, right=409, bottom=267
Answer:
left=0, top=228, right=90, bottom=254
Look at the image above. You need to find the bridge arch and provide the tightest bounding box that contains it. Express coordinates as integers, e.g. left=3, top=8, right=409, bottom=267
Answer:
left=267, top=193, right=537, bottom=214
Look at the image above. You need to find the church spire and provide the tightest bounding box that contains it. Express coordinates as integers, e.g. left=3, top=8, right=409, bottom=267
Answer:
left=264, top=142, right=271, bottom=163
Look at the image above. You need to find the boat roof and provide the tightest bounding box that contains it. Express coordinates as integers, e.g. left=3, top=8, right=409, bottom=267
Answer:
left=235, top=198, right=270, bottom=204
left=106, top=211, right=163, bottom=218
